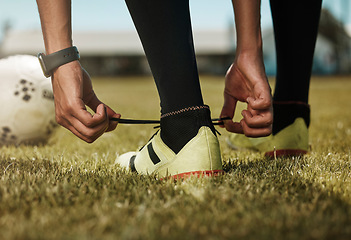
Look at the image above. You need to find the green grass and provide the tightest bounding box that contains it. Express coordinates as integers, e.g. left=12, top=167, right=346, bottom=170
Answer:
left=1, top=76, right=351, bottom=240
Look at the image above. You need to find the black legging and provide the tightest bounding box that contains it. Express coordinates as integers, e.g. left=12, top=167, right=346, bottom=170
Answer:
left=270, top=0, right=322, bottom=104
left=126, top=0, right=322, bottom=114
left=125, top=0, right=203, bottom=115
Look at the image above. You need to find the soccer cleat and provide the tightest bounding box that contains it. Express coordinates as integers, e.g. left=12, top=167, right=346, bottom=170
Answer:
left=227, top=118, right=309, bottom=158
left=116, top=126, right=224, bottom=180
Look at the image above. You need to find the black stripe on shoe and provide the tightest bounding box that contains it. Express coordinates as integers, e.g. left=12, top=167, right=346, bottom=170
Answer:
left=130, top=155, right=137, bottom=172
left=147, top=142, right=161, bottom=165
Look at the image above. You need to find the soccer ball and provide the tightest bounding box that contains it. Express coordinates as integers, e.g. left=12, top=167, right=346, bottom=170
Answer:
left=0, top=55, right=57, bottom=146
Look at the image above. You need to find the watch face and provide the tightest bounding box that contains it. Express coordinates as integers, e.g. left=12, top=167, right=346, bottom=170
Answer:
left=37, top=53, right=50, bottom=78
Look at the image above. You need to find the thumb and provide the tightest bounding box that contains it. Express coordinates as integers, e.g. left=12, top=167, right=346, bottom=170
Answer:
left=220, top=92, right=236, bottom=120
left=105, top=105, right=120, bottom=132
left=220, top=93, right=243, bottom=133
left=93, top=104, right=107, bottom=121
left=86, top=92, right=103, bottom=113
left=87, top=94, right=120, bottom=132
left=247, top=95, right=272, bottom=111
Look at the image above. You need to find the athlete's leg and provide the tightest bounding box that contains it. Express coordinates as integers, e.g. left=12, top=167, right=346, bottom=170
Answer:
left=270, top=0, right=322, bottom=134
left=226, top=0, right=322, bottom=157
left=125, top=0, right=214, bottom=153
left=125, top=0, right=203, bottom=115
left=117, top=0, right=223, bottom=178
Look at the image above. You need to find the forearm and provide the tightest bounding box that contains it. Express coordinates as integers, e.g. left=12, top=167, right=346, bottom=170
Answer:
left=232, top=0, right=262, bottom=53
left=36, top=0, right=73, bottom=54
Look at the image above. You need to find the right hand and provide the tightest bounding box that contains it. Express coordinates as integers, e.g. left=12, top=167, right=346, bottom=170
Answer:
left=51, top=61, right=120, bottom=143
left=220, top=52, right=273, bottom=137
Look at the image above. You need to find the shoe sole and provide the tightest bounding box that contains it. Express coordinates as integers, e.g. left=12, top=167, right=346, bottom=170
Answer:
left=159, top=169, right=225, bottom=181
left=228, top=136, right=308, bottom=158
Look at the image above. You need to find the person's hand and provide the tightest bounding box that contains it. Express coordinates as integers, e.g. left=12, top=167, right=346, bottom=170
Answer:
left=51, top=61, right=120, bottom=143
left=220, top=53, right=273, bottom=137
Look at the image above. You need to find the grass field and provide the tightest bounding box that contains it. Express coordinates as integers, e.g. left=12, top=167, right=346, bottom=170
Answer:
left=1, top=76, right=351, bottom=240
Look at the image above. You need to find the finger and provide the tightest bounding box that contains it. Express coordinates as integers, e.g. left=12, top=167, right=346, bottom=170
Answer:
left=56, top=99, right=109, bottom=140
left=59, top=117, right=105, bottom=143
left=85, top=91, right=102, bottom=113
left=223, top=121, right=244, bottom=134
left=241, top=109, right=273, bottom=128
left=220, top=92, right=237, bottom=128
left=91, top=103, right=109, bottom=129
left=67, top=104, right=109, bottom=142
left=247, top=95, right=272, bottom=111
left=85, top=94, right=120, bottom=132
left=70, top=116, right=108, bottom=143
left=104, top=105, right=120, bottom=132
left=240, top=119, right=272, bottom=138
left=73, top=103, right=107, bottom=129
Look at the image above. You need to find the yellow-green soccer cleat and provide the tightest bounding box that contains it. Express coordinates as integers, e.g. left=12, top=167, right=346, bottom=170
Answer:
left=116, top=126, right=224, bottom=180
left=227, top=118, right=309, bottom=158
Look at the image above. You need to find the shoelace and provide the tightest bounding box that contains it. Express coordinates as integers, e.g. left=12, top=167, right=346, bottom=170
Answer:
left=111, top=117, right=231, bottom=139
left=110, top=117, right=231, bottom=125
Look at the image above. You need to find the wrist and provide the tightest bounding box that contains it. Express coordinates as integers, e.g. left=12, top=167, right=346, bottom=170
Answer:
left=235, top=46, right=263, bottom=62
left=46, top=43, right=73, bottom=55
left=53, top=59, right=82, bottom=75
left=41, top=26, right=73, bottom=54
left=236, top=28, right=263, bottom=54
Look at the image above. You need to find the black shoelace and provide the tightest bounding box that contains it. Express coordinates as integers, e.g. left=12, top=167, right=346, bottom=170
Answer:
left=110, top=117, right=231, bottom=125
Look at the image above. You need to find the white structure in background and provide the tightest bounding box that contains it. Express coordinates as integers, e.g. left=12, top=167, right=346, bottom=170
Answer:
left=0, top=29, right=236, bottom=75
left=0, top=9, right=350, bottom=76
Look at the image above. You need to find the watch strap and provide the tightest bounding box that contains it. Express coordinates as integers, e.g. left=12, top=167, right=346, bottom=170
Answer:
left=38, top=46, right=80, bottom=77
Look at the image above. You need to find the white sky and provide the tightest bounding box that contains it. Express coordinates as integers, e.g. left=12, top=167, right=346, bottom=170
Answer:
left=0, top=0, right=349, bottom=40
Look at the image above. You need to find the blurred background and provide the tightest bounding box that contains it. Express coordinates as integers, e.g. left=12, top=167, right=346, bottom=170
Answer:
left=0, top=0, right=350, bottom=77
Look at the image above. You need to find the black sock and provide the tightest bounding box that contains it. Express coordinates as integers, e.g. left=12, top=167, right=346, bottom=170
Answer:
left=272, top=102, right=310, bottom=135
left=160, top=106, right=216, bottom=154
left=125, top=0, right=204, bottom=115
left=270, top=0, right=322, bottom=103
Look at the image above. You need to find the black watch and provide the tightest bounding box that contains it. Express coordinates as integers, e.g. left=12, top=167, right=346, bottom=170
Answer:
left=38, top=46, right=80, bottom=78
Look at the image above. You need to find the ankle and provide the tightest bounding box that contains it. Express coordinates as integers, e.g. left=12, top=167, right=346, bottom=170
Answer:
left=272, top=101, right=310, bottom=135
left=160, top=105, right=215, bottom=153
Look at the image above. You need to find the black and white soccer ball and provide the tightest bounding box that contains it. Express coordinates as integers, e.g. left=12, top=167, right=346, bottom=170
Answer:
left=0, top=55, right=57, bottom=146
